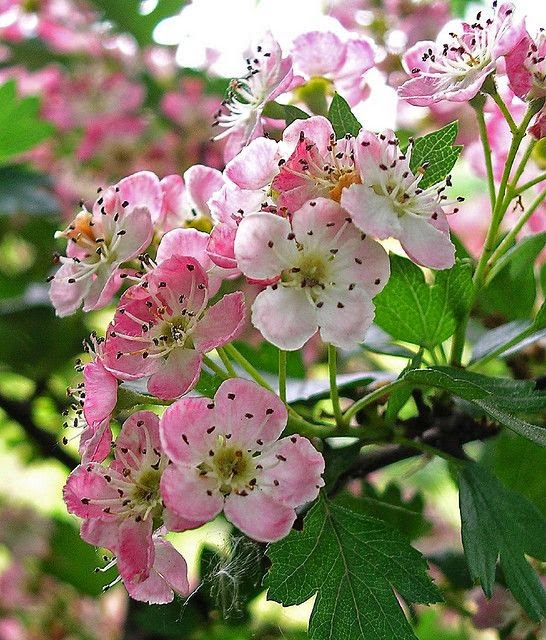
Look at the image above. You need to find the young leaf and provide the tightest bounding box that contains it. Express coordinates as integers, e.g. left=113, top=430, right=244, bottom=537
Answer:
left=327, top=93, right=362, bottom=138
left=402, top=366, right=546, bottom=446
left=374, top=256, right=472, bottom=349
left=458, top=461, right=546, bottom=620
left=408, top=122, right=462, bottom=189
left=262, top=101, right=310, bottom=126
left=266, top=495, right=441, bottom=640
left=0, top=80, right=55, bottom=164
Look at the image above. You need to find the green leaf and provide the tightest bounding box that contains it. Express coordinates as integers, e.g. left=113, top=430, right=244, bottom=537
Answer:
left=408, top=122, right=462, bottom=189
left=401, top=366, right=546, bottom=446
left=0, top=81, right=55, bottom=164
left=458, top=461, right=546, bottom=619
left=234, top=340, right=305, bottom=379
left=327, top=93, right=362, bottom=138
left=374, top=256, right=472, bottom=349
left=0, top=166, right=59, bottom=215
left=262, top=101, right=310, bottom=126
left=363, top=326, right=417, bottom=359
left=488, top=231, right=546, bottom=283
left=266, top=495, right=441, bottom=640
left=321, top=441, right=363, bottom=492
left=89, top=0, right=186, bottom=46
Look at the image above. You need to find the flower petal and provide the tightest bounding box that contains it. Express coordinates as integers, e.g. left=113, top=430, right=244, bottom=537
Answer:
left=341, top=183, right=402, bottom=239
left=224, top=490, right=295, bottom=542
left=399, top=214, right=455, bottom=269
left=117, top=517, right=154, bottom=583
left=317, top=287, right=375, bottom=350
left=225, top=137, right=279, bottom=190
left=193, top=292, right=245, bottom=354
left=147, top=348, right=202, bottom=400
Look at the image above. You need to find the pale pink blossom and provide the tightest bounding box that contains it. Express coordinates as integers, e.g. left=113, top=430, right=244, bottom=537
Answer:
left=292, top=31, right=376, bottom=106
left=213, top=32, right=300, bottom=161
left=272, top=116, right=361, bottom=213
left=506, top=29, right=546, bottom=101
left=64, top=411, right=192, bottom=599
left=49, top=172, right=160, bottom=316
left=160, top=378, right=325, bottom=542
left=341, top=130, right=456, bottom=269
left=103, top=257, right=245, bottom=400
left=159, top=164, right=224, bottom=232
left=399, top=3, right=523, bottom=106
left=234, top=199, right=390, bottom=350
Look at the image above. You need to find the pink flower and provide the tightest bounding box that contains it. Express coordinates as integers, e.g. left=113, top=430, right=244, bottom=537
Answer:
left=272, top=116, right=361, bottom=213
left=156, top=228, right=236, bottom=296
left=159, top=164, right=225, bottom=232
left=213, top=32, right=300, bottom=161
left=49, top=172, right=161, bottom=316
left=292, top=31, right=376, bottom=106
left=340, top=130, right=456, bottom=269
left=505, top=30, right=546, bottom=101
left=64, top=411, right=192, bottom=597
left=398, top=3, right=523, bottom=106
left=529, top=108, right=546, bottom=140
left=103, top=256, right=245, bottom=400
left=160, top=378, right=325, bottom=542
left=234, top=199, right=390, bottom=350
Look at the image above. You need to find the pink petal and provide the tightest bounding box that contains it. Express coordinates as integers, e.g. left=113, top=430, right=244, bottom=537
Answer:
left=117, top=517, right=154, bottom=583
left=341, top=183, right=403, bottom=239
left=147, top=348, right=202, bottom=400
left=234, top=212, right=295, bottom=280
left=193, top=292, right=246, bottom=353
left=49, top=261, right=92, bottom=317
left=63, top=464, right=119, bottom=519
left=184, top=164, right=224, bottom=214
left=224, top=490, right=295, bottom=542
left=83, top=360, right=117, bottom=425
left=281, top=115, right=334, bottom=155
left=399, top=214, right=455, bottom=269
left=225, top=137, right=279, bottom=190
left=207, top=223, right=238, bottom=269
left=79, top=419, right=113, bottom=464
left=212, top=378, right=288, bottom=445
left=505, top=32, right=533, bottom=99
left=160, top=465, right=223, bottom=525
left=292, top=31, right=345, bottom=78
left=251, top=286, right=318, bottom=351
left=152, top=538, right=190, bottom=596
left=114, top=205, right=154, bottom=261
left=317, top=288, right=375, bottom=349
left=259, top=436, right=324, bottom=507
left=115, top=411, right=161, bottom=466
left=117, top=171, right=163, bottom=224
left=160, top=396, right=216, bottom=464
left=80, top=518, right=119, bottom=550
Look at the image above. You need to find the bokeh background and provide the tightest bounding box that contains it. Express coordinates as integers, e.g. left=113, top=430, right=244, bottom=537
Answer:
left=0, top=1, right=544, bottom=639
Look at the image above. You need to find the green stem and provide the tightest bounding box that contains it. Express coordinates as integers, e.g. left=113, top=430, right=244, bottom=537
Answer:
left=511, top=139, right=537, bottom=192
left=327, top=344, right=344, bottom=427
left=343, top=379, right=406, bottom=424
left=490, top=88, right=517, bottom=134
left=222, top=343, right=274, bottom=392
left=486, top=185, right=546, bottom=281
left=450, top=103, right=536, bottom=367
left=216, top=347, right=237, bottom=377
left=203, top=355, right=229, bottom=378
left=474, top=104, right=497, bottom=209
left=514, top=170, right=546, bottom=196
left=278, top=349, right=287, bottom=403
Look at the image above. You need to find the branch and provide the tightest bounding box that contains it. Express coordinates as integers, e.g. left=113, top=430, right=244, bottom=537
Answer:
left=330, top=410, right=499, bottom=495
left=0, top=392, right=78, bottom=470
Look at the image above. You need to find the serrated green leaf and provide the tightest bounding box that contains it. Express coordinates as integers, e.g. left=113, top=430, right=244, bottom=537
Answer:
left=374, top=256, right=472, bottom=349
left=458, top=461, right=546, bottom=620
left=0, top=81, right=55, bottom=164
left=327, top=93, right=362, bottom=138
left=266, top=495, right=441, bottom=640
left=409, top=122, right=462, bottom=189
left=401, top=366, right=546, bottom=446
left=263, top=101, right=310, bottom=126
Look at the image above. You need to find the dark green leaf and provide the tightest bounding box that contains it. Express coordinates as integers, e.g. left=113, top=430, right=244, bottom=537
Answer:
left=266, top=495, right=441, bottom=640
left=321, top=441, right=363, bottom=491
left=286, top=372, right=380, bottom=404
left=374, top=256, right=473, bottom=349
left=195, top=369, right=225, bottom=398
left=489, top=231, right=546, bottom=282
left=458, top=461, right=546, bottom=619
left=263, top=101, right=310, bottom=126
left=0, top=81, right=55, bottom=164
left=234, top=341, right=305, bottom=379
left=327, top=93, right=362, bottom=138
left=363, top=325, right=417, bottom=359
left=0, top=166, right=59, bottom=215
left=408, top=122, right=462, bottom=189
left=401, top=366, right=546, bottom=446
left=427, top=551, right=473, bottom=590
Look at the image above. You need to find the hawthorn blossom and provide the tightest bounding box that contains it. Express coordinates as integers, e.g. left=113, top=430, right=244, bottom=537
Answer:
left=234, top=199, right=390, bottom=350
left=341, top=130, right=456, bottom=269
left=64, top=411, right=192, bottom=601
left=160, top=379, right=325, bottom=543
left=291, top=31, right=376, bottom=106
left=272, top=116, right=361, bottom=213
left=505, top=29, right=546, bottom=101
left=103, top=256, right=245, bottom=400
left=212, top=32, right=300, bottom=161
left=159, top=164, right=224, bottom=232
left=49, top=171, right=162, bottom=316
left=398, top=3, right=523, bottom=106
